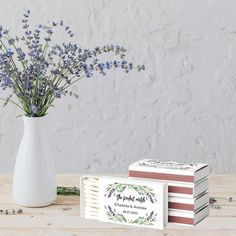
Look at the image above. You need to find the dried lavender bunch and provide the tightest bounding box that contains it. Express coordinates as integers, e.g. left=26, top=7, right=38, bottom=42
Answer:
left=0, top=10, right=145, bottom=117
left=57, top=186, right=80, bottom=196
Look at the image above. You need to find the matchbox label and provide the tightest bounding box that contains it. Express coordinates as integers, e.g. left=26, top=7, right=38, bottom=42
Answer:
left=138, top=160, right=198, bottom=170
left=99, top=180, right=163, bottom=228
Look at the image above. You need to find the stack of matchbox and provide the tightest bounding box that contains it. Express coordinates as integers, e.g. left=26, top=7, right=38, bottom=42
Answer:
left=128, top=159, right=210, bottom=226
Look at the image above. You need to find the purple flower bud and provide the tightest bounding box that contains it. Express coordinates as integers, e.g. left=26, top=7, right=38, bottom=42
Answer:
left=6, top=49, right=14, bottom=57
left=30, top=104, right=38, bottom=114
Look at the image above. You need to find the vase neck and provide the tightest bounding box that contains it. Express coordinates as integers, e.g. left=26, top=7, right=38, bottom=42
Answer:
left=23, top=116, right=46, bottom=132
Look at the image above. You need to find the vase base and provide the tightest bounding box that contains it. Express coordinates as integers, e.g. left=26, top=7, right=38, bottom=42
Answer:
left=14, top=197, right=56, bottom=208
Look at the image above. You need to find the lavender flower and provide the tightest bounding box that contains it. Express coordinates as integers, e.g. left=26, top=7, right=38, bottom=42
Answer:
left=30, top=104, right=38, bottom=115
left=147, top=211, right=154, bottom=220
left=0, top=10, right=145, bottom=117
left=107, top=206, right=115, bottom=216
left=107, top=191, right=113, bottom=198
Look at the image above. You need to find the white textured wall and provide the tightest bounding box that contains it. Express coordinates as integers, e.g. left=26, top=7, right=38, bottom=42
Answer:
left=0, top=0, right=236, bottom=174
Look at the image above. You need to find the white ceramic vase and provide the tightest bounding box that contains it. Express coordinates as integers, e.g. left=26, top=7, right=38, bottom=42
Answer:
left=13, top=116, right=56, bottom=207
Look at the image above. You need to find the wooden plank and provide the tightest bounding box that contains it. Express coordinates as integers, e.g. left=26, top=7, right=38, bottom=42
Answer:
left=0, top=194, right=80, bottom=205
left=0, top=229, right=235, bottom=236
left=0, top=211, right=235, bottom=229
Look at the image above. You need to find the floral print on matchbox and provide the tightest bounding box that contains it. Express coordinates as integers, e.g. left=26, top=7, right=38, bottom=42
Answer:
left=80, top=176, right=168, bottom=229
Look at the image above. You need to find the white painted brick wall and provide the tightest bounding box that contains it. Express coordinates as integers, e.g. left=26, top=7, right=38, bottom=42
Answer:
left=0, top=0, right=236, bottom=173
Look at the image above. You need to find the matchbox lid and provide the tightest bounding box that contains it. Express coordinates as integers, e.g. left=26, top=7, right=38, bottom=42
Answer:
left=129, top=159, right=210, bottom=183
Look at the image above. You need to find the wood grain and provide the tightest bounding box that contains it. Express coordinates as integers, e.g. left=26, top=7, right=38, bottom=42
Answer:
left=0, top=174, right=235, bottom=236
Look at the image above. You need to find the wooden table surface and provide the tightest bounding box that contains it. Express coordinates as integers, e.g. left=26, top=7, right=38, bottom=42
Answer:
left=0, top=174, right=235, bottom=236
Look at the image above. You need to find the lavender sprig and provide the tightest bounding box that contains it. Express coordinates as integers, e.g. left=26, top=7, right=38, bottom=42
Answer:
left=0, top=10, right=145, bottom=117
left=57, top=186, right=80, bottom=196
